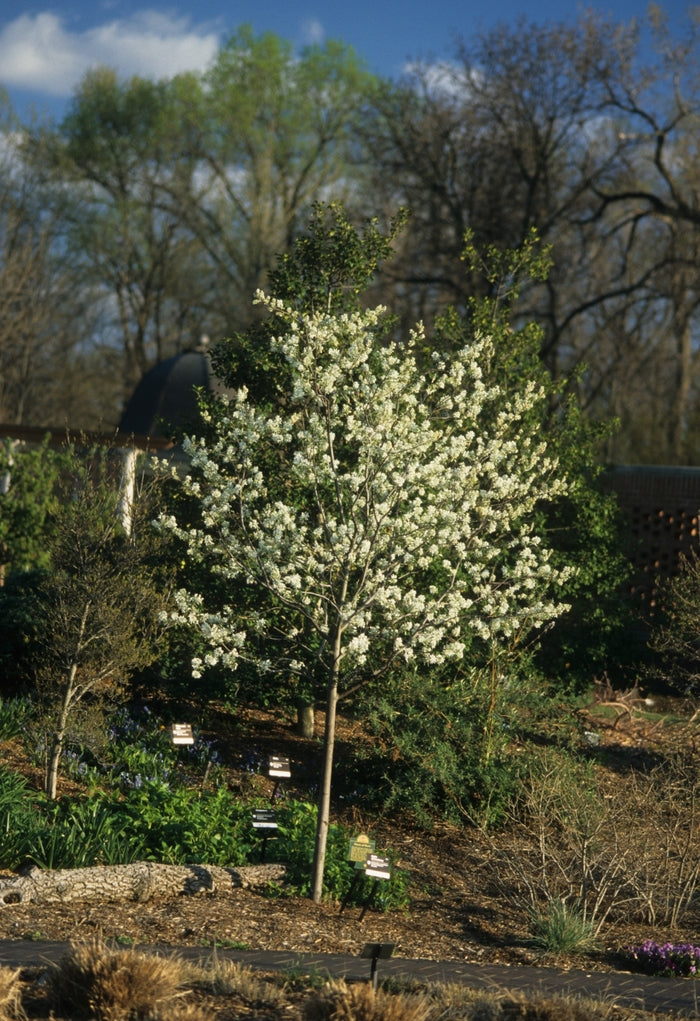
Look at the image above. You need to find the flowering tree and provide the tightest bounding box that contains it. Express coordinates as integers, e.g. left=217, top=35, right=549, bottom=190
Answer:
left=159, top=291, right=572, bottom=901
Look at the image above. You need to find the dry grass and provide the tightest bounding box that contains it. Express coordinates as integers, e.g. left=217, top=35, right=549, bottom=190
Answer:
left=481, top=994, right=613, bottom=1021
left=0, top=966, right=24, bottom=1021
left=184, top=955, right=286, bottom=1003
left=302, top=978, right=433, bottom=1021
left=48, top=940, right=191, bottom=1020
left=299, top=978, right=628, bottom=1021
left=0, top=941, right=679, bottom=1021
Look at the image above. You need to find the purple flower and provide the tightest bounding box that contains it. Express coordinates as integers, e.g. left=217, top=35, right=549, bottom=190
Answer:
left=626, top=940, right=700, bottom=978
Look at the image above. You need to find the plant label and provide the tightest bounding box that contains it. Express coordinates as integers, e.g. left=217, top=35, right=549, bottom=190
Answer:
left=347, top=833, right=375, bottom=866
left=252, top=808, right=278, bottom=829
left=268, top=755, right=291, bottom=777
left=364, top=854, right=391, bottom=880
left=170, top=723, right=194, bottom=745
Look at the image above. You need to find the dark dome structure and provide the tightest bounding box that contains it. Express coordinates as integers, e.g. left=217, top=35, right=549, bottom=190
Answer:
left=118, top=345, right=229, bottom=440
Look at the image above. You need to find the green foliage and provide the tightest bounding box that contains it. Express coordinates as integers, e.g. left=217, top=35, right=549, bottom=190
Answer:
left=202, top=29, right=375, bottom=229
left=55, top=705, right=248, bottom=866
left=354, top=661, right=561, bottom=828
left=0, top=438, right=70, bottom=576
left=0, top=746, right=407, bottom=898
left=274, top=801, right=409, bottom=909
left=210, top=201, right=404, bottom=408
left=61, top=67, right=172, bottom=170
left=24, top=444, right=173, bottom=799
left=0, top=776, right=253, bottom=872
left=439, top=229, right=635, bottom=691
left=115, top=783, right=253, bottom=866
left=207, top=26, right=371, bottom=151
left=273, top=801, right=350, bottom=899
left=0, top=697, right=29, bottom=740
left=269, top=201, right=408, bottom=316
left=533, top=408, right=638, bottom=687
left=0, top=767, right=35, bottom=870
left=25, top=797, right=143, bottom=871
left=459, top=226, right=553, bottom=353
left=0, top=704, right=256, bottom=870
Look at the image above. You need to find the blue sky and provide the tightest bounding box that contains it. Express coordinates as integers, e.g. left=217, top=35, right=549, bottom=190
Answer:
left=0, top=0, right=692, bottom=123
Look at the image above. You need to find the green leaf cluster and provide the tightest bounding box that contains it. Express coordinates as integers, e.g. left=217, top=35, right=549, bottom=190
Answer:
left=352, top=659, right=570, bottom=828
left=210, top=202, right=405, bottom=409
left=0, top=438, right=70, bottom=576
left=0, top=706, right=409, bottom=906
left=437, top=229, right=635, bottom=689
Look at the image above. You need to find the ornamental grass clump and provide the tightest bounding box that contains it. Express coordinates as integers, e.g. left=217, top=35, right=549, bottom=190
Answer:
left=625, top=940, right=700, bottom=977
left=49, top=940, right=189, bottom=1020
left=0, top=965, right=23, bottom=1021
left=527, top=899, right=599, bottom=954
left=302, top=979, right=433, bottom=1021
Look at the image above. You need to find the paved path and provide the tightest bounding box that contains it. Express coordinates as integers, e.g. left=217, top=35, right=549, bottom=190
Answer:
left=0, top=941, right=697, bottom=1017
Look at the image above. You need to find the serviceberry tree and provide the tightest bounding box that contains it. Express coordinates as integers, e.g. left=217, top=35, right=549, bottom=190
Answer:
left=158, top=285, right=572, bottom=901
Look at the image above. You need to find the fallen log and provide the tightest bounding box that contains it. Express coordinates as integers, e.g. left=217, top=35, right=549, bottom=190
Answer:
left=0, top=861, right=286, bottom=907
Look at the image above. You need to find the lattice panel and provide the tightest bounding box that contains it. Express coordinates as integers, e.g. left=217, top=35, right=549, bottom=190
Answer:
left=602, top=467, right=700, bottom=609
left=627, top=507, right=699, bottom=606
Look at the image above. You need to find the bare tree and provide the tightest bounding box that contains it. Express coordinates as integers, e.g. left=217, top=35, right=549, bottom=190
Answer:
left=366, top=11, right=700, bottom=463
left=0, top=105, right=97, bottom=427
left=26, top=70, right=217, bottom=407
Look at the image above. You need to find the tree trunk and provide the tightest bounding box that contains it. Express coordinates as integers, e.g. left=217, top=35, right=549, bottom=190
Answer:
left=0, top=862, right=285, bottom=907
left=117, top=447, right=139, bottom=534
left=45, top=737, right=62, bottom=802
left=310, top=676, right=339, bottom=903
left=45, top=608, right=89, bottom=800
left=295, top=699, right=315, bottom=738
left=669, top=309, right=692, bottom=463
left=46, top=696, right=72, bottom=802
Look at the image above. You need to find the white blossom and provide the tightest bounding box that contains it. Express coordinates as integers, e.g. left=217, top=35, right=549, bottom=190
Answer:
left=156, top=293, right=572, bottom=685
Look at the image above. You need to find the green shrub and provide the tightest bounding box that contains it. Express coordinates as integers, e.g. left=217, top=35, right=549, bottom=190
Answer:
left=275, top=801, right=409, bottom=909
left=103, top=706, right=223, bottom=789
left=0, top=698, right=29, bottom=741
left=0, top=767, right=35, bottom=869
left=274, top=801, right=350, bottom=899
left=25, top=795, right=147, bottom=870
left=353, top=664, right=554, bottom=828
left=115, top=782, right=253, bottom=866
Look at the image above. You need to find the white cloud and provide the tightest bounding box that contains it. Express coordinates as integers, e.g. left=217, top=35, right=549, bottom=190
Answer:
left=0, top=10, right=220, bottom=97
left=300, top=18, right=325, bottom=46
left=401, top=59, right=476, bottom=99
